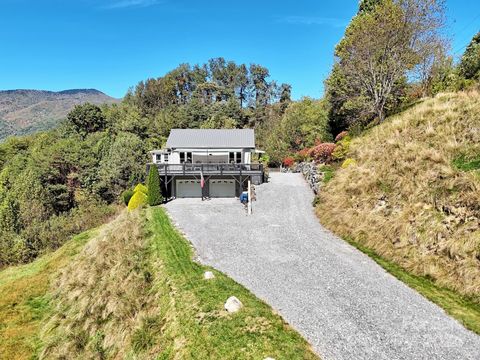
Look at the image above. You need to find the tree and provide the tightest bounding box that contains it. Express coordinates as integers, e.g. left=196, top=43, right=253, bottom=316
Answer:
left=326, top=0, right=446, bottom=129
left=459, top=31, right=480, bottom=80
left=147, top=167, right=163, bottom=206
left=67, top=103, right=107, bottom=136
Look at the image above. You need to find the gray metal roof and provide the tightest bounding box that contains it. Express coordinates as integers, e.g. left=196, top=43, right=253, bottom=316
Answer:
left=166, top=129, right=255, bottom=148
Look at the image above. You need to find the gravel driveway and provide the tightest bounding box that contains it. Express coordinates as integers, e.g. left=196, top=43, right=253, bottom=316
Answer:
left=164, top=172, right=480, bottom=360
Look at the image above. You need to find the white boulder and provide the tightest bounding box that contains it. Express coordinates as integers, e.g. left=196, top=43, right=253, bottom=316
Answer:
left=224, top=296, right=243, bottom=313
left=204, top=271, right=215, bottom=280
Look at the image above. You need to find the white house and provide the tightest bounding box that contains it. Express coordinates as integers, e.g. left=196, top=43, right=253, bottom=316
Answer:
left=148, top=129, right=264, bottom=198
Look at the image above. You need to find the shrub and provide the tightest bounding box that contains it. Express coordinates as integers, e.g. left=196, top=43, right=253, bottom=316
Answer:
left=121, top=189, right=134, bottom=206
left=311, top=143, right=336, bottom=162
left=341, top=158, right=357, bottom=168
left=128, top=191, right=147, bottom=211
left=134, top=184, right=148, bottom=195
left=296, top=148, right=312, bottom=162
left=283, top=157, right=295, bottom=167
left=332, top=136, right=352, bottom=161
left=147, top=167, right=163, bottom=206
left=335, top=131, right=349, bottom=142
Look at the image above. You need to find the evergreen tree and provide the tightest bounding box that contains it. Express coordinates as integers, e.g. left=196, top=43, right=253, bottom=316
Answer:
left=459, top=31, right=480, bottom=80
left=147, top=167, right=163, bottom=206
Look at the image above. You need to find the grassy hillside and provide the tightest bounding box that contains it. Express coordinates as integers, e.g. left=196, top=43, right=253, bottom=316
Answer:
left=0, top=208, right=318, bottom=359
left=0, top=89, right=119, bottom=140
left=317, top=90, right=480, bottom=304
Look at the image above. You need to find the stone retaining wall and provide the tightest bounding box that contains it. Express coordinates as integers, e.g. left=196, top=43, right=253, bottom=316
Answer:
left=282, top=161, right=325, bottom=194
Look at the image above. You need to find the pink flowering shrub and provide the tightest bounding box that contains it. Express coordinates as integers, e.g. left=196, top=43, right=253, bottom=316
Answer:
left=296, top=147, right=312, bottom=161
left=335, top=131, right=348, bottom=142
left=311, top=143, right=336, bottom=162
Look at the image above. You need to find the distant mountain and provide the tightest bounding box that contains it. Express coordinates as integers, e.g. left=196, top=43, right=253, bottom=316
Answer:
left=0, top=89, right=119, bottom=140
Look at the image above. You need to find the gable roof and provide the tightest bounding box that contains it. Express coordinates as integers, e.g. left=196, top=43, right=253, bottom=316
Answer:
left=166, top=129, right=255, bottom=148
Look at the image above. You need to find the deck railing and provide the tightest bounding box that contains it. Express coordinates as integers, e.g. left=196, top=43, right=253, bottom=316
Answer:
left=148, top=162, right=264, bottom=176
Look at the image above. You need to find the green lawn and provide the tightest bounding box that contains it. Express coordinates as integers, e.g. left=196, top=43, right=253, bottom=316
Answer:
left=0, top=230, right=95, bottom=360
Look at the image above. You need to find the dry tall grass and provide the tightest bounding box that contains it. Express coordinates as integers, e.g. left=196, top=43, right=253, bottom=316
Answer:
left=317, top=90, right=480, bottom=300
left=40, top=210, right=164, bottom=359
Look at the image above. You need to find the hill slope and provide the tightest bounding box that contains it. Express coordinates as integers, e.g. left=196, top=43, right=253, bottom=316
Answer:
left=0, top=208, right=318, bottom=360
left=0, top=89, right=119, bottom=140
left=317, top=90, right=480, bottom=301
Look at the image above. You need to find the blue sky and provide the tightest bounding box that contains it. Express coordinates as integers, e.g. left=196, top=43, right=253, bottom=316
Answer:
left=0, top=0, right=478, bottom=99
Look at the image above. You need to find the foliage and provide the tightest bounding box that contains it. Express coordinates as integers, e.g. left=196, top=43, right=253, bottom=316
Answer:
left=67, top=103, right=107, bottom=136
left=332, top=135, right=352, bottom=161
left=128, top=190, right=147, bottom=211
left=121, top=189, right=134, bottom=206
left=147, top=167, right=163, bottom=206
left=282, top=157, right=295, bottom=167
left=263, top=98, right=332, bottom=164
left=459, top=32, right=480, bottom=80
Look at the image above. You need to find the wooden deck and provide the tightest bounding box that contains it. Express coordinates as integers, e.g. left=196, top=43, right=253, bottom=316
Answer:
left=147, top=162, right=264, bottom=176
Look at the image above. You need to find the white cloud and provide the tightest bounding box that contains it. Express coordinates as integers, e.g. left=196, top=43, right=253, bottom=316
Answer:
left=104, top=0, right=163, bottom=9
left=279, top=16, right=348, bottom=28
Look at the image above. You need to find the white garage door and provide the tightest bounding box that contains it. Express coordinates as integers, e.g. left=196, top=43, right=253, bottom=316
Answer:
left=209, top=179, right=236, bottom=198
left=176, top=179, right=202, bottom=198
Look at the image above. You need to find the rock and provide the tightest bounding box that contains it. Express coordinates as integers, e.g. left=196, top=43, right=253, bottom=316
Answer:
left=204, top=271, right=215, bottom=280
left=224, top=296, right=243, bottom=313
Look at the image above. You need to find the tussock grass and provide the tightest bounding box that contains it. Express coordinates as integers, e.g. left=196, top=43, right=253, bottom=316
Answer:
left=40, top=210, right=163, bottom=359
left=317, top=90, right=480, bottom=329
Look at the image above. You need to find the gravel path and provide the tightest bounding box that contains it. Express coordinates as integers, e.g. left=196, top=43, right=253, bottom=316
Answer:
left=164, top=172, right=480, bottom=360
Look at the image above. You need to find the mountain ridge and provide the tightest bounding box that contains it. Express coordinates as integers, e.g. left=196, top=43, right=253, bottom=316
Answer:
left=0, top=88, right=120, bottom=140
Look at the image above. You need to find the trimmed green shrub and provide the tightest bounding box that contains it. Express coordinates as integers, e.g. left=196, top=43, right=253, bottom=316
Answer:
left=121, top=189, right=134, bottom=206
left=134, top=184, right=148, bottom=195
left=128, top=191, right=147, bottom=211
left=147, top=167, right=163, bottom=206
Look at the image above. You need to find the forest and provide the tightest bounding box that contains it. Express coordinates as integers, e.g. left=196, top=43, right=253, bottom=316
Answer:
left=1, top=0, right=479, bottom=267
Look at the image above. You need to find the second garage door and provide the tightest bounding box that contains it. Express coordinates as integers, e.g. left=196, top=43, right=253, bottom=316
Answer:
left=176, top=179, right=202, bottom=198
left=209, top=179, right=236, bottom=198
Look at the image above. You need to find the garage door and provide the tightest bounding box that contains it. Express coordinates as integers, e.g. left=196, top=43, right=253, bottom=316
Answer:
left=176, top=180, right=202, bottom=198
left=209, top=179, right=236, bottom=198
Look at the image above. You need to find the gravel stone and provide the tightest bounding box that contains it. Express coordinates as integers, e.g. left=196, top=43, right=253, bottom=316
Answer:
left=165, top=172, right=480, bottom=360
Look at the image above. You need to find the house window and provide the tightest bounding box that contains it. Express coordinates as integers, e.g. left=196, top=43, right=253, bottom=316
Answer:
left=229, top=152, right=235, bottom=163
left=186, top=152, right=192, bottom=163
left=236, top=152, right=242, bottom=164
left=180, top=152, right=185, bottom=163
left=164, top=154, right=169, bottom=162
left=156, top=154, right=162, bottom=163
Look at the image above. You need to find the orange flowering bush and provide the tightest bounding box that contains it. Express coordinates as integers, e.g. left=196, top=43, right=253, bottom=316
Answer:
left=283, top=156, right=295, bottom=167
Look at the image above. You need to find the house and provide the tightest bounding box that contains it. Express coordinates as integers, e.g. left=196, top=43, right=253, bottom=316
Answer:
left=148, top=129, right=265, bottom=198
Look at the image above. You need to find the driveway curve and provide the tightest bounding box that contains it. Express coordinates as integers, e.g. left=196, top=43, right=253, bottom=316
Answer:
left=165, top=172, right=480, bottom=360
